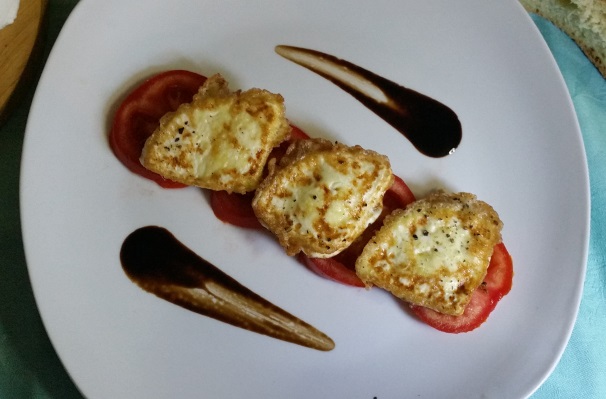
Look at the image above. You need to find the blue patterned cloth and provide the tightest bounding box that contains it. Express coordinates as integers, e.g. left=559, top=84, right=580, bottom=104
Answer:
left=529, top=14, right=606, bottom=399
left=0, top=3, right=604, bottom=397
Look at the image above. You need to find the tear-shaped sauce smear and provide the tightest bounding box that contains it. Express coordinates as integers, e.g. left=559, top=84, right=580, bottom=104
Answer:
left=121, top=226, right=335, bottom=351
left=275, top=45, right=461, bottom=158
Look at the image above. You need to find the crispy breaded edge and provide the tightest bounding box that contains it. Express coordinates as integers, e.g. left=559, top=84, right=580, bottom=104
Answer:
left=355, top=191, right=503, bottom=315
left=140, top=74, right=291, bottom=193
left=252, top=138, right=393, bottom=258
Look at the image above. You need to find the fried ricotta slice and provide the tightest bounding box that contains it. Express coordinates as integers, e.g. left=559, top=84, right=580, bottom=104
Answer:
left=355, top=191, right=503, bottom=316
left=252, top=138, right=393, bottom=258
left=140, top=74, right=291, bottom=193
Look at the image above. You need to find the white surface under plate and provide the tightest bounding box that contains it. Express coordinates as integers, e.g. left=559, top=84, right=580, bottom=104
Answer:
left=20, top=0, right=589, bottom=398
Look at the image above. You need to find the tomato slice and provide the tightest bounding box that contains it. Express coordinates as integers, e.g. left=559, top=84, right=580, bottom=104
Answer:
left=383, top=175, right=416, bottom=212
left=297, top=254, right=366, bottom=287
left=302, top=175, right=416, bottom=286
left=483, top=242, right=514, bottom=297
left=210, top=191, right=263, bottom=229
left=209, top=124, right=310, bottom=228
left=410, top=243, right=513, bottom=333
left=289, top=124, right=311, bottom=140
left=109, top=70, right=207, bottom=188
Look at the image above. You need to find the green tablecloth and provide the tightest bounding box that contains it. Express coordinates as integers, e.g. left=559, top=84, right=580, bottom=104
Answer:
left=1, top=1, right=604, bottom=397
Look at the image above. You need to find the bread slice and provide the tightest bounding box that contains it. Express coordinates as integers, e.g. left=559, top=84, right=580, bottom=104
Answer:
left=520, top=0, right=606, bottom=77
left=252, top=138, right=393, bottom=258
left=355, top=191, right=503, bottom=316
left=141, top=74, right=291, bottom=193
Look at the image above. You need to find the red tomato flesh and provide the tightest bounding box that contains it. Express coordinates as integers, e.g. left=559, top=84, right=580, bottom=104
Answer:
left=109, top=70, right=207, bottom=188
left=410, top=243, right=513, bottom=333
left=298, top=254, right=366, bottom=288
left=210, top=191, right=262, bottom=229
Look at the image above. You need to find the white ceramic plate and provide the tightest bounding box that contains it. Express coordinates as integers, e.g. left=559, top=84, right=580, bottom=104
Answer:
left=21, top=0, right=589, bottom=398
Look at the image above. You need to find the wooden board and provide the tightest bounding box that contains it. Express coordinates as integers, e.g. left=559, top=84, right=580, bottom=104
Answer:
left=0, top=0, right=47, bottom=122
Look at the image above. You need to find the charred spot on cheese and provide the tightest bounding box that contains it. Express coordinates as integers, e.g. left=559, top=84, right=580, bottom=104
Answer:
left=252, top=138, right=393, bottom=258
left=140, top=74, right=291, bottom=193
left=355, top=191, right=503, bottom=316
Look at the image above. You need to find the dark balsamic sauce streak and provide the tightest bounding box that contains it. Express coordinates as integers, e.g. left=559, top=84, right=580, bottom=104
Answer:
left=120, top=226, right=334, bottom=351
left=277, top=46, right=462, bottom=158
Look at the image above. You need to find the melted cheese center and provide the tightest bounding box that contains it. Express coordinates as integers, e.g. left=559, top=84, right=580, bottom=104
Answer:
left=272, top=160, right=381, bottom=238
left=255, top=144, right=392, bottom=258
left=159, top=104, right=265, bottom=183
left=386, top=217, right=472, bottom=297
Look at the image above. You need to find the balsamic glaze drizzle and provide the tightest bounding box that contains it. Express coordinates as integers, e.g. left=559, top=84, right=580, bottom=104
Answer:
left=120, top=226, right=334, bottom=351
left=275, top=45, right=462, bottom=158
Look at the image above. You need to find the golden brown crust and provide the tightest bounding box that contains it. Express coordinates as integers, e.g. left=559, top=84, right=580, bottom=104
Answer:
left=355, top=191, right=503, bottom=316
left=253, top=138, right=393, bottom=258
left=140, top=74, right=291, bottom=193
